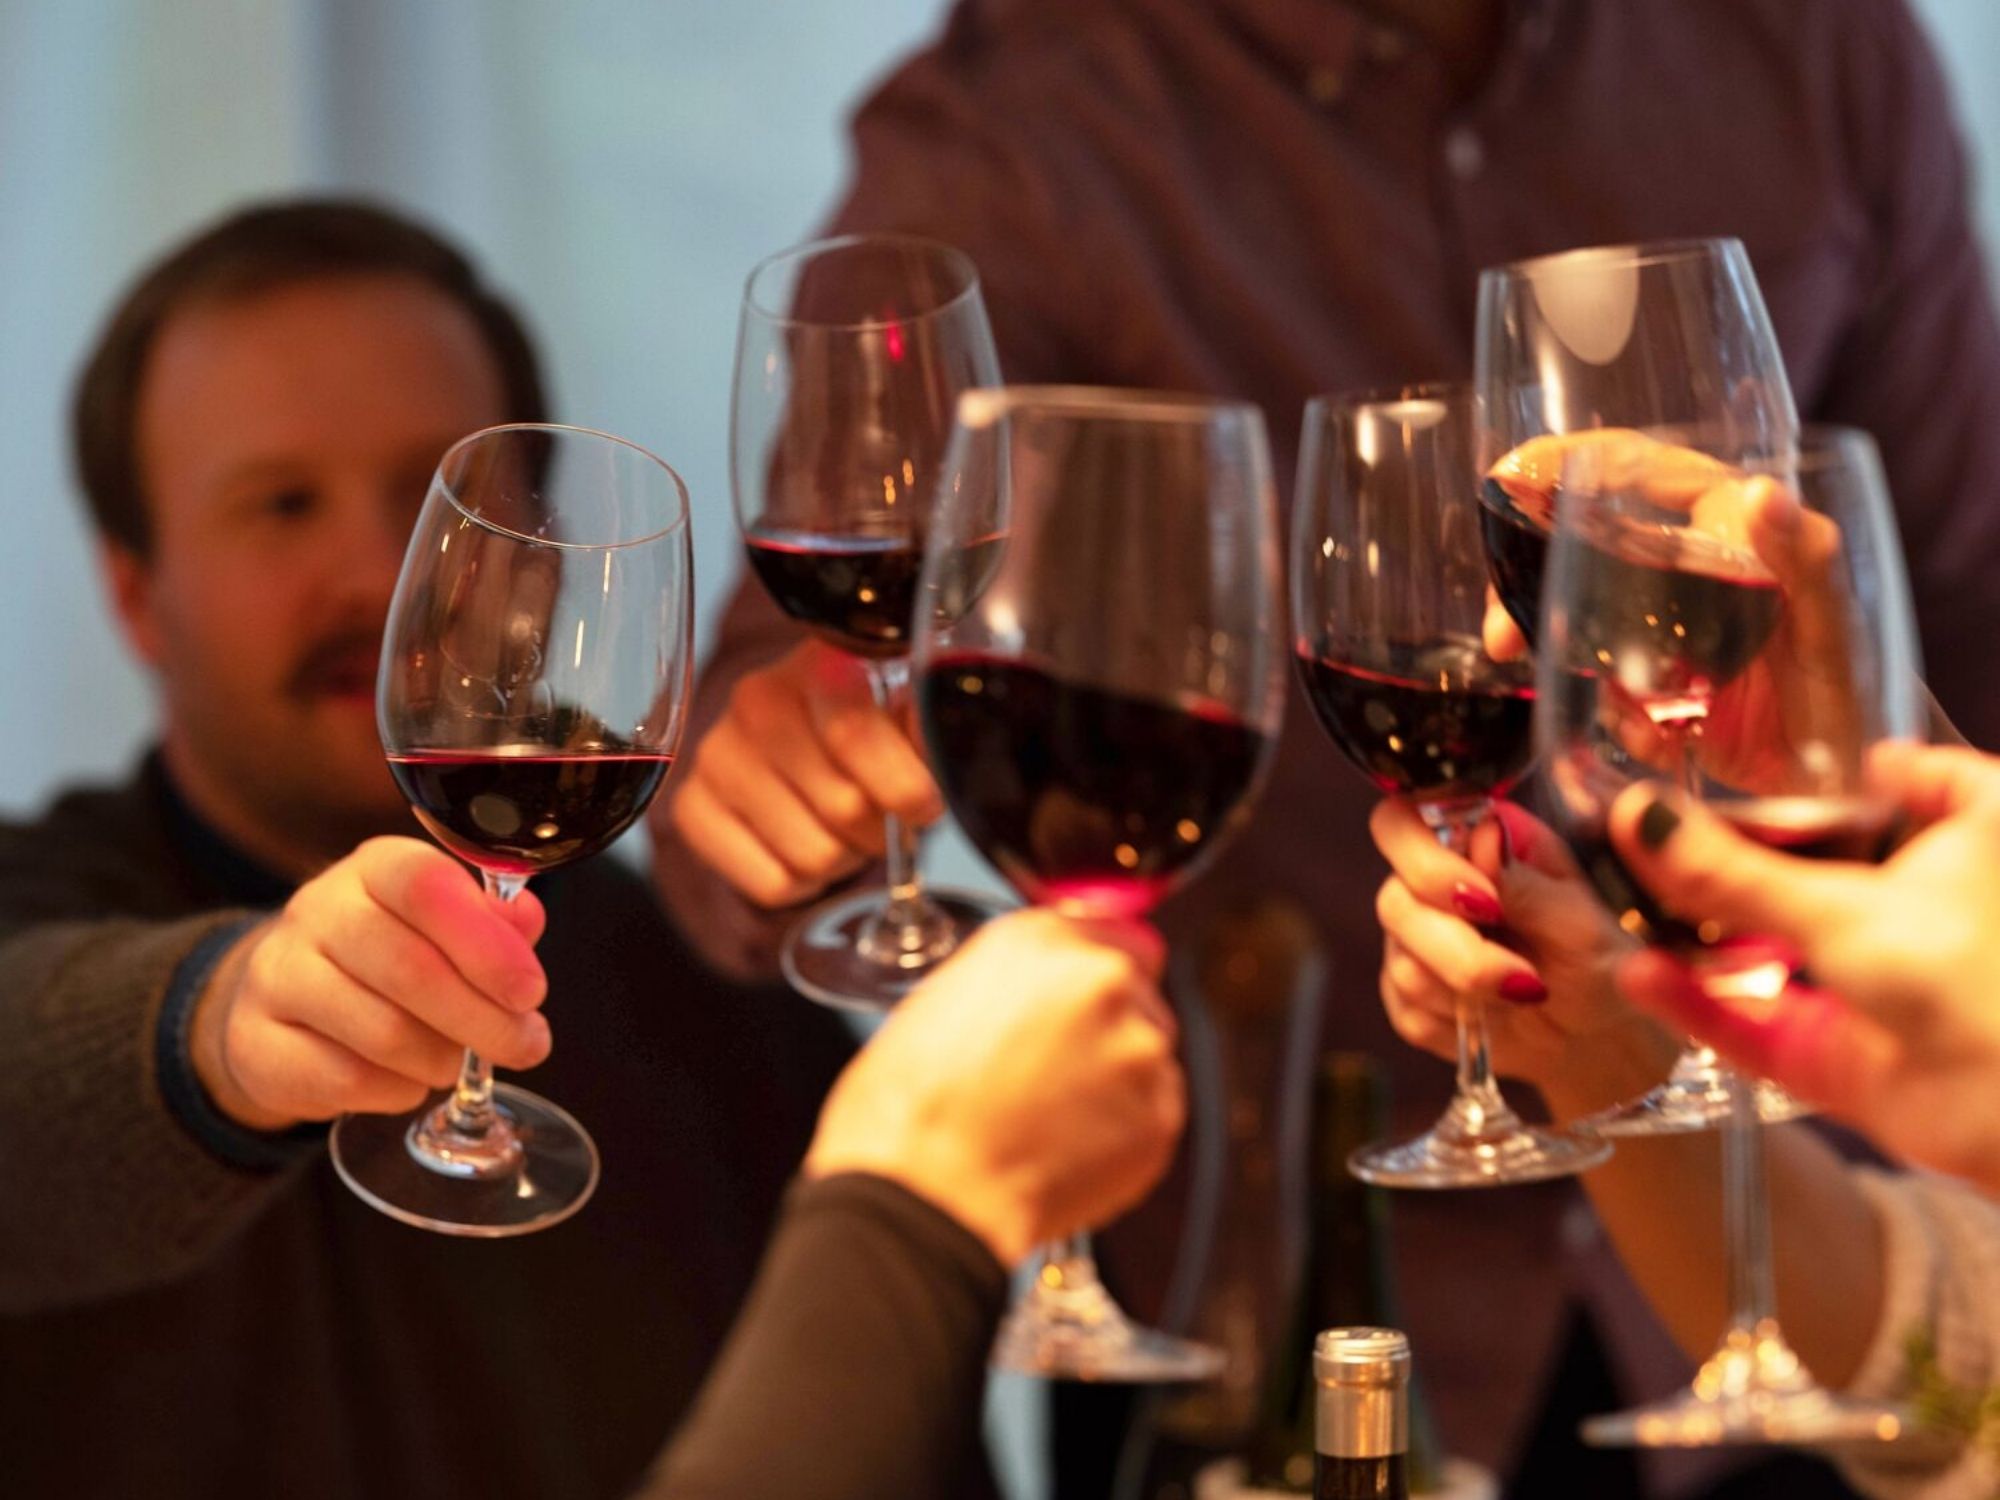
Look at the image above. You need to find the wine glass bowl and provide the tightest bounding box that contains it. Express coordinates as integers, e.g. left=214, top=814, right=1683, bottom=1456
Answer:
left=331, top=422, right=693, bottom=1237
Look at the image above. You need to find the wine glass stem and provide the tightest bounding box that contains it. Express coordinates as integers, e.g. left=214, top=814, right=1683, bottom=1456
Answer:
left=861, top=657, right=944, bottom=936
left=442, top=872, right=527, bottom=1137
left=1428, top=806, right=1508, bottom=1119
left=1722, top=1067, right=1777, bottom=1336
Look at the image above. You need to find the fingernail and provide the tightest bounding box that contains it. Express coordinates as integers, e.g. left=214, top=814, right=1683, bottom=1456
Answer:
left=1638, top=798, right=1682, bottom=851
left=1452, top=884, right=1504, bottom=925
left=520, top=1013, right=551, bottom=1057
left=1496, top=813, right=1517, bottom=868
left=1498, top=971, right=1549, bottom=1005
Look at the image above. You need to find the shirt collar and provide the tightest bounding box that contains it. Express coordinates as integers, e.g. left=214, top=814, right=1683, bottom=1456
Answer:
left=146, top=752, right=296, bottom=910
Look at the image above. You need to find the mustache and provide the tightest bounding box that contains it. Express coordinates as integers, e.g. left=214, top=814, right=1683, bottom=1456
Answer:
left=287, top=627, right=384, bottom=699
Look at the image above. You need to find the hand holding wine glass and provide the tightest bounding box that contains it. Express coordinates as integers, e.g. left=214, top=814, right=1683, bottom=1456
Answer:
left=1370, top=798, right=1679, bottom=1121
left=721, top=233, right=1007, bottom=1011
left=1538, top=425, right=1922, bottom=1447
left=804, top=908, right=1181, bottom=1269
left=1606, top=744, right=2000, bottom=1196
left=667, top=637, right=944, bottom=909
left=1293, top=383, right=1610, bottom=1187
left=331, top=422, right=694, bottom=1237
left=189, top=837, right=553, bottom=1130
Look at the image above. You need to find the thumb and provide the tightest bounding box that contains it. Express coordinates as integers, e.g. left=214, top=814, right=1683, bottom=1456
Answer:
left=1606, top=786, right=1863, bottom=952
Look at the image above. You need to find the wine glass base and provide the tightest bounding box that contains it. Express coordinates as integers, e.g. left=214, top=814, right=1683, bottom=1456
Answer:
left=1580, top=1389, right=1911, bottom=1449
left=1583, top=1077, right=1811, bottom=1138
left=1349, top=1121, right=1611, bottom=1189
left=989, top=1296, right=1226, bottom=1383
left=781, top=885, right=1009, bottom=1013
left=329, top=1083, right=599, bottom=1237
left=1581, top=1322, right=1910, bottom=1449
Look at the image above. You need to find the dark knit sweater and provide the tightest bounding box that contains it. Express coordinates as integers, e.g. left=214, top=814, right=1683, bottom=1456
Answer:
left=0, top=756, right=853, bottom=1499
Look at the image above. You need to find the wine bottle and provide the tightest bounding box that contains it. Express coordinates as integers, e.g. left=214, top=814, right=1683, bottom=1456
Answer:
left=1314, top=1327, right=1410, bottom=1500
left=1241, top=1055, right=1440, bottom=1493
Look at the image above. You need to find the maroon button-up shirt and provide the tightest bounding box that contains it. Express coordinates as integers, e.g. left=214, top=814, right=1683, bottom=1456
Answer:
left=655, top=0, right=2000, bottom=1486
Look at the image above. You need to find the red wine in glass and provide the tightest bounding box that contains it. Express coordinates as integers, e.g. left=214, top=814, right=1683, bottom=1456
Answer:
left=918, top=653, right=1273, bottom=918
left=743, top=523, right=1008, bottom=659
left=1479, top=476, right=1550, bottom=645
left=742, top=523, right=925, bottom=659
left=1482, top=479, right=1782, bottom=722
left=1295, top=635, right=1535, bottom=807
left=388, top=750, right=674, bottom=876
left=1563, top=781, right=1896, bottom=952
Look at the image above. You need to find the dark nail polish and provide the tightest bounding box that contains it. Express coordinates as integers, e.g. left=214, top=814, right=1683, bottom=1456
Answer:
left=1638, top=799, right=1682, bottom=851
left=1498, top=971, right=1549, bottom=1005
left=1453, top=884, right=1504, bottom=925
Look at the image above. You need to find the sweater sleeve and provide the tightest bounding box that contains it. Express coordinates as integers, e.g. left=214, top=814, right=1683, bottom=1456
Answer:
left=641, top=1172, right=1008, bottom=1500
left=1836, top=1168, right=2000, bottom=1500
left=0, top=912, right=312, bottom=1312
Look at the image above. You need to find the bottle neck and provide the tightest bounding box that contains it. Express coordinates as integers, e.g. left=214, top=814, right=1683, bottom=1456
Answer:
left=1315, top=1377, right=1408, bottom=1464
left=1313, top=1452, right=1410, bottom=1500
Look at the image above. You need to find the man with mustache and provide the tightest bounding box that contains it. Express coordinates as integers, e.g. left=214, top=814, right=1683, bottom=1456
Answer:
left=0, top=199, right=870, bottom=1499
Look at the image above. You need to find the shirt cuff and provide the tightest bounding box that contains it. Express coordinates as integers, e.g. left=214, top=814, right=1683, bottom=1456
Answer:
left=155, top=914, right=327, bottom=1172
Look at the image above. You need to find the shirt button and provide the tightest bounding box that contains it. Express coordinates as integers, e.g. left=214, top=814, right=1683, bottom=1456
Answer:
left=1444, top=126, right=1485, bottom=180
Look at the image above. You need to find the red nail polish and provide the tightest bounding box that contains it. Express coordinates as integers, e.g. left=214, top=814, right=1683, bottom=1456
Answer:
left=1499, top=971, right=1549, bottom=1005
left=1453, top=884, right=1504, bottom=925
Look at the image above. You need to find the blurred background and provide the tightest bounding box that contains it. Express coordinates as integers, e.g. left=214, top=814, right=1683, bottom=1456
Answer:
left=5, top=0, right=2000, bottom=816
left=2, top=5, right=1997, bottom=1492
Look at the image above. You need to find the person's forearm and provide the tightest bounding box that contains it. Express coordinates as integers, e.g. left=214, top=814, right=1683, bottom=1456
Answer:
left=0, top=915, right=305, bottom=1311
left=644, top=1173, right=1007, bottom=1500
left=1543, top=1063, right=1884, bottom=1387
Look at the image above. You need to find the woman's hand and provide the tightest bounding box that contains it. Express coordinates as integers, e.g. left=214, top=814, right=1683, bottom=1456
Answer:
left=1372, top=798, right=1678, bottom=1117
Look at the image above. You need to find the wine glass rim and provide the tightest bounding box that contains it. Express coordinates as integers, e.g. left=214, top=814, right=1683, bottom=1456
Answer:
left=742, top=232, right=984, bottom=330
left=1483, top=236, right=1748, bottom=282
left=435, top=423, right=691, bottom=551
left=956, top=384, right=1262, bottom=430
left=1785, top=423, right=1880, bottom=473
left=1305, top=379, right=1472, bottom=420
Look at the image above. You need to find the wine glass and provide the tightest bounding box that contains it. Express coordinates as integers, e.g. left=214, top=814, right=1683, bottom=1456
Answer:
left=1293, top=383, right=1611, bottom=1187
left=733, top=233, right=1010, bottom=1012
left=914, top=386, right=1286, bottom=1381
left=1539, top=427, right=1920, bottom=1446
left=331, top=423, right=694, bottom=1236
left=1475, top=236, right=1808, bottom=1136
